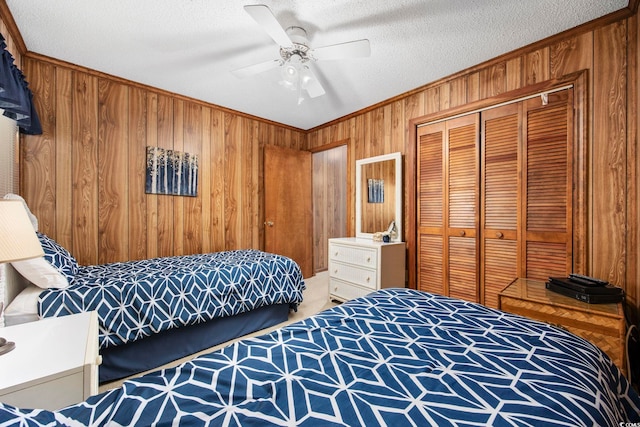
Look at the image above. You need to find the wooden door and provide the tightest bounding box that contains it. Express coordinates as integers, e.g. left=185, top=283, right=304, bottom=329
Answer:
left=264, top=146, right=313, bottom=278
left=479, top=92, right=572, bottom=307
left=446, top=115, right=480, bottom=302
left=521, top=91, right=573, bottom=280
left=417, top=115, right=479, bottom=302
left=480, top=103, right=520, bottom=308
left=417, top=121, right=445, bottom=295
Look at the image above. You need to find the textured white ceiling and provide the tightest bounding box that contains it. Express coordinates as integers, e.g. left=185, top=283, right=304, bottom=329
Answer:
left=6, top=0, right=629, bottom=130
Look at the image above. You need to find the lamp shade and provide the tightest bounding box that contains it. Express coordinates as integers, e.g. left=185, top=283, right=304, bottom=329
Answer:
left=0, top=200, right=43, bottom=263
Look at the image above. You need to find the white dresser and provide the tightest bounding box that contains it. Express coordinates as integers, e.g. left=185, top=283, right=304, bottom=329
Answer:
left=328, top=237, right=405, bottom=302
left=0, top=311, right=100, bottom=410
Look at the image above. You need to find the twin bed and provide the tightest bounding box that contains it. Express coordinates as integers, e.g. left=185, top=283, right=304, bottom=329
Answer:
left=1, top=288, right=638, bottom=425
left=3, top=232, right=306, bottom=382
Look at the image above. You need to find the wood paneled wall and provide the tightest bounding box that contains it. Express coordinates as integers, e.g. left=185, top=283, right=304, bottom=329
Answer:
left=306, top=8, right=640, bottom=314
left=19, top=55, right=306, bottom=266
left=3, top=3, right=640, bottom=314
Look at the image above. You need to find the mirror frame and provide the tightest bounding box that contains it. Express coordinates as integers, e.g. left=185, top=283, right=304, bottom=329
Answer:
left=355, top=152, right=403, bottom=241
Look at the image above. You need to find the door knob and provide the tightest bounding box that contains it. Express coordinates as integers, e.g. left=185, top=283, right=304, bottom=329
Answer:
left=265, top=221, right=274, bottom=227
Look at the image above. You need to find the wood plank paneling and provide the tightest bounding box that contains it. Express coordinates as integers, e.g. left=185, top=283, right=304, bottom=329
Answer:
left=628, top=13, right=639, bottom=305
left=72, top=72, right=99, bottom=265
left=200, top=106, right=212, bottom=254
left=550, top=33, right=593, bottom=77
left=19, top=57, right=305, bottom=265
left=22, top=60, right=56, bottom=235
left=479, top=62, right=507, bottom=98
left=241, top=118, right=254, bottom=249
left=156, top=94, right=174, bottom=258
left=172, top=100, right=185, bottom=255
left=55, top=67, right=73, bottom=250
left=183, top=101, right=203, bottom=255
left=524, top=47, right=550, bottom=85
left=128, top=87, right=147, bottom=261
left=224, top=113, right=242, bottom=250
left=593, top=21, right=628, bottom=286
left=145, top=93, right=159, bottom=259
left=210, top=109, right=225, bottom=253
left=98, top=80, right=129, bottom=264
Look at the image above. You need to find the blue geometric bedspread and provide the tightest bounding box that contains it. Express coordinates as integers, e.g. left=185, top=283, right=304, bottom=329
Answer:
left=5, top=288, right=639, bottom=426
left=37, top=249, right=305, bottom=349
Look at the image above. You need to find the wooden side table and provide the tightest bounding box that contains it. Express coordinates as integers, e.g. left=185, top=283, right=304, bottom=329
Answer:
left=499, top=278, right=626, bottom=377
left=0, top=311, right=100, bottom=410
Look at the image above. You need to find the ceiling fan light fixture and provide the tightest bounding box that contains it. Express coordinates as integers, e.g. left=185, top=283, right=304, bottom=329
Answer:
left=299, top=66, right=312, bottom=88
left=280, top=54, right=302, bottom=90
left=234, top=5, right=371, bottom=103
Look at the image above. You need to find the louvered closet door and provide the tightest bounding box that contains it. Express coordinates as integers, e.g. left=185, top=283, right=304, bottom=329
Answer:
left=418, top=87, right=575, bottom=306
left=522, top=91, right=572, bottom=279
left=481, top=104, right=520, bottom=308
left=417, top=115, right=479, bottom=301
left=446, top=115, right=479, bottom=302
left=417, top=122, right=445, bottom=295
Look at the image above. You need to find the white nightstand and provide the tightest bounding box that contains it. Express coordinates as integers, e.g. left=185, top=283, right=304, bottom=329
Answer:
left=0, top=311, right=100, bottom=410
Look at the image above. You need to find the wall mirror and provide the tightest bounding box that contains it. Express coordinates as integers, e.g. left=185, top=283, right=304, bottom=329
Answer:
left=355, top=152, right=402, bottom=241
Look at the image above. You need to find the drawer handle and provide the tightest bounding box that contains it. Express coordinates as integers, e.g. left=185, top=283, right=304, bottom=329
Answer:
left=334, top=269, right=338, bottom=274
left=459, top=230, right=466, bottom=237
left=335, top=252, right=339, bottom=256
left=366, top=277, right=371, bottom=282
left=496, top=231, right=503, bottom=238
left=366, top=257, right=371, bottom=262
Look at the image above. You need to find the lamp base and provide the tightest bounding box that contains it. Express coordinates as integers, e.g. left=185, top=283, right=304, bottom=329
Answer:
left=0, top=337, right=15, bottom=355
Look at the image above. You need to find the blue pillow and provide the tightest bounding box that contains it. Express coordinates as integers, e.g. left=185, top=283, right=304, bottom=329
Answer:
left=36, top=232, right=79, bottom=284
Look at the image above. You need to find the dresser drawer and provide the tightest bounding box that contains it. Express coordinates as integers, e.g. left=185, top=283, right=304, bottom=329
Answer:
left=329, top=243, right=377, bottom=269
left=330, top=278, right=373, bottom=302
left=329, top=260, right=376, bottom=290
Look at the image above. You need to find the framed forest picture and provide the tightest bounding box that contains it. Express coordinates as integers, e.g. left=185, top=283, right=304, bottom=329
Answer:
left=145, top=146, right=198, bottom=197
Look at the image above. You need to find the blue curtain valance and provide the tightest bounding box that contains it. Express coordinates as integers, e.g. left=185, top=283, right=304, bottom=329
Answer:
left=0, top=33, right=41, bottom=135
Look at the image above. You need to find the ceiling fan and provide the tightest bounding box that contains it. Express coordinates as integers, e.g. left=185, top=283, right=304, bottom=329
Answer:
left=232, top=5, right=371, bottom=103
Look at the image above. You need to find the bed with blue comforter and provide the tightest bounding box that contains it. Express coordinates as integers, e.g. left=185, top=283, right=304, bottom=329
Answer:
left=29, top=233, right=305, bottom=382
left=38, top=249, right=305, bottom=349
left=2, top=288, right=638, bottom=426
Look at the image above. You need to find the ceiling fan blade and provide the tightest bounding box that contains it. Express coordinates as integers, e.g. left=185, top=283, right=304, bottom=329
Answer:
left=231, top=59, right=281, bottom=78
left=244, top=5, right=293, bottom=48
left=313, top=39, right=371, bottom=61
left=301, top=66, right=326, bottom=98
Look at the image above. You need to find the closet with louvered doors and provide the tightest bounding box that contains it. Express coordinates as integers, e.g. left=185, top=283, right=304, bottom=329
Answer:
left=417, top=114, right=480, bottom=303
left=418, top=87, right=576, bottom=308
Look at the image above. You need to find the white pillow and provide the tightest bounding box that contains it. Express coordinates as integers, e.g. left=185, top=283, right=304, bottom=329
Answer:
left=3, top=284, right=41, bottom=326
left=11, top=256, right=69, bottom=289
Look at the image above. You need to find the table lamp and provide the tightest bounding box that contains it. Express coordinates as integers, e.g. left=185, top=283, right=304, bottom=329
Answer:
left=0, top=199, right=44, bottom=355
